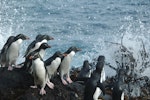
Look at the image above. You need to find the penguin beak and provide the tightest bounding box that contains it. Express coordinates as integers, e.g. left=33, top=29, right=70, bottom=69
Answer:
left=76, top=48, right=81, bottom=52
left=25, top=36, right=30, bottom=40
left=48, top=36, right=54, bottom=40
left=63, top=53, right=68, bottom=57
left=29, top=56, right=33, bottom=60
left=47, top=45, right=51, bottom=48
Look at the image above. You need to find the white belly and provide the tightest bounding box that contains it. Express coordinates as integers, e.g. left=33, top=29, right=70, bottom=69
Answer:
left=100, top=68, right=106, bottom=83
left=7, top=39, right=22, bottom=62
left=93, top=87, right=101, bottom=100
left=39, top=49, right=45, bottom=59
left=121, top=92, right=124, bottom=100
left=60, top=56, right=71, bottom=74
left=60, top=51, right=75, bottom=74
left=47, top=57, right=61, bottom=75
left=33, top=58, right=46, bottom=81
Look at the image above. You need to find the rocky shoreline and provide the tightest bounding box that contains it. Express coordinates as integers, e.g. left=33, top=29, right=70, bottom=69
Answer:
left=0, top=65, right=150, bottom=100
left=1, top=41, right=150, bottom=100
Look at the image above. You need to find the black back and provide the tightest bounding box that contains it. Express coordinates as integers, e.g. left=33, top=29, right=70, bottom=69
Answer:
left=77, top=60, right=91, bottom=78
left=0, top=36, right=15, bottom=55
left=14, top=34, right=29, bottom=41
left=24, top=40, right=37, bottom=57
left=95, top=61, right=104, bottom=74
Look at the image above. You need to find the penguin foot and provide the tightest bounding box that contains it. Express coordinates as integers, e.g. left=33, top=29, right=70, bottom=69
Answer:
left=47, top=81, right=54, bottom=89
left=62, top=79, right=68, bottom=85
left=15, top=65, right=22, bottom=68
left=8, top=66, right=13, bottom=71
left=66, top=77, right=73, bottom=83
left=40, top=88, right=46, bottom=95
left=30, top=85, right=37, bottom=88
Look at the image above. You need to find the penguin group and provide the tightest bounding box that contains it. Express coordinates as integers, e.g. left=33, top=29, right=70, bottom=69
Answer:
left=0, top=34, right=81, bottom=95
left=0, top=33, right=126, bottom=99
left=77, top=56, right=106, bottom=100
left=76, top=55, right=125, bottom=100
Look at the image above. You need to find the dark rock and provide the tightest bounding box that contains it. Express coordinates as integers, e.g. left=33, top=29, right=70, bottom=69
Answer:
left=0, top=67, right=84, bottom=100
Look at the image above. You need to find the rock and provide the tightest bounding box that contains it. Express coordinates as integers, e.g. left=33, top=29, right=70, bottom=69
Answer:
left=0, top=67, right=84, bottom=100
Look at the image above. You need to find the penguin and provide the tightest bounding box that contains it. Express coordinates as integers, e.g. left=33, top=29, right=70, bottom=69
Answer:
left=76, top=60, right=92, bottom=82
left=112, top=69, right=125, bottom=100
left=97, top=55, right=106, bottom=83
left=84, top=62, right=105, bottom=100
left=22, top=43, right=51, bottom=73
left=0, top=36, right=15, bottom=67
left=5, top=34, right=29, bottom=70
left=24, top=34, right=54, bottom=57
left=45, top=51, right=67, bottom=88
left=29, top=52, right=48, bottom=95
left=59, top=46, right=81, bottom=85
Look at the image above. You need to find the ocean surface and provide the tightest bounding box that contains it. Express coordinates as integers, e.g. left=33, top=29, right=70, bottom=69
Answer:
left=1, top=0, right=150, bottom=77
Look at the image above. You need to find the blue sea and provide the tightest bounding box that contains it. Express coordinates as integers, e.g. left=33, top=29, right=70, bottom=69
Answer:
left=1, top=0, right=150, bottom=76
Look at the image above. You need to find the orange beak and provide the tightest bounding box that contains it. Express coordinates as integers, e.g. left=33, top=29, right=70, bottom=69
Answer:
left=63, top=53, right=68, bottom=57
left=29, top=56, right=33, bottom=60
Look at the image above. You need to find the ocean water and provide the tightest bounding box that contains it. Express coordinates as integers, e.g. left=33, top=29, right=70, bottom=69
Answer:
left=1, top=0, right=150, bottom=77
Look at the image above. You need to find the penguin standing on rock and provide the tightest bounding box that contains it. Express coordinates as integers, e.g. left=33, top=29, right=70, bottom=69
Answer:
left=24, top=34, right=54, bottom=57
left=59, top=46, right=81, bottom=85
left=112, top=69, right=125, bottom=100
left=22, top=43, right=51, bottom=72
left=0, top=36, right=15, bottom=67
left=77, top=60, right=92, bottom=81
left=29, top=52, right=48, bottom=95
left=45, top=51, right=67, bottom=88
left=97, top=55, right=106, bottom=83
left=84, top=61, right=105, bottom=100
left=5, top=34, right=29, bottom=70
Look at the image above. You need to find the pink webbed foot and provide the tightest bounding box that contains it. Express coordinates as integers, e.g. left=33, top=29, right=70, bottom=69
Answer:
left=30, top=85, right=37, bottom=88
left=66, top=77, right=73, bottom=84
left=61, top=79, right=68, bottom=85
left=40, top=88, right=46, bottom=95
left=47, top=81, right=54, bottom=89
left=15, top=65, right=22, bottom=68
left=8, top=66, right=13, bottom=71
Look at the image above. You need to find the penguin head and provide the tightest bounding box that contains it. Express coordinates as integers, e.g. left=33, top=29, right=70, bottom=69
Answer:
left=95, top=61, right=104, bottom=73
left=83, top=60, right=90, bottom=68
left=97, top=55, right=105, bottom=62
left=35, top=34, right=43, bottom=40
left=53, top=51, right=67, bottom=59
left=39, top=34, right=54, bottom=41
left=66, top=46, right=81, bottom=54
left=16, top=34, right=30, bottom=40
left=39, top=43, right=51, bottom=50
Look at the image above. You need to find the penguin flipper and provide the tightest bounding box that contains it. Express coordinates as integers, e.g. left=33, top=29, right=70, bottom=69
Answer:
left=97, top=82, right=105, bottom=95
left=1, top=36, right=15, bottom=54
left=24, top=41, right=36, bottom=57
